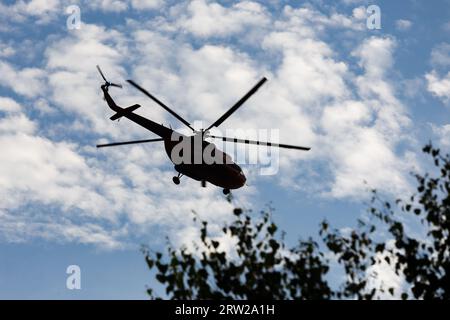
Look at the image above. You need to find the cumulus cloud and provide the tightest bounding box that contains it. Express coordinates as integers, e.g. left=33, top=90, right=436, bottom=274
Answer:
left=0, top=0, right=165, bottom=26
left=87, top=0, right=165, bottom=12
left=0, top=101, right=111, bottom=217
left=341, top=0, right=369, bottom=5
left=0, top=43, right=15, bottom=57
left=44, top=23, right=137, bottom=137
left=366, top=241, right=406, bottom=299
left=0, top=0, right=62, bottom=25
left=260, top=28, right=412, bottom=197
left=395, top=19, right=413, bottom=31
left=325, top=37, right=413, bottom=198
left=0, top=1, right=419, bottom=248
left=130, top=0, right=164, bottom=10
left=0, top=95, right=241, bottom=248
left=426, top=71, right=450, bottom=103
left=431, top=124, right=450, bottom=148
left=174, top=0, right=270, bottom=38
left=87, top=0, right=129, bottom=12
left=425, top=43, right=450, bottom=104
left=430, top=43, right=450, bottom=68
left=0, top=60, right=47, bottom=98
left=0, top=96, right=22, bottom=113
left=0, top=211, right=125, bottom=249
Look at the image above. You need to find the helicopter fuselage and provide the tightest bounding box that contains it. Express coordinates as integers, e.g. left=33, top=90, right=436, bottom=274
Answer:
left=163, top=137, right=246, bottom=190
left=101, top=85, right=246, bottom=190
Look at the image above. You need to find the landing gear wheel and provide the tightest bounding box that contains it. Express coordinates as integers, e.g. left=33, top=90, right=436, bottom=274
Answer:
left=223, top=188, right=230, bottom=195
left=201, top=180, right=206, bottom=188
left=172, top=176, right=180, bottom=185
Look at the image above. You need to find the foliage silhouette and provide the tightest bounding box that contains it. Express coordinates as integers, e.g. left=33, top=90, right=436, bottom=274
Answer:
left=143, top=144, right=450, bottom=299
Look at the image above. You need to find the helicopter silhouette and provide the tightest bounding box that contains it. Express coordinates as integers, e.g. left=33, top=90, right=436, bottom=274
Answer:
left=96, top=66, right=310, bottom=194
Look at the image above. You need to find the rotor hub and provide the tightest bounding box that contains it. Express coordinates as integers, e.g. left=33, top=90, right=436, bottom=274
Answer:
left=194, top=129, right=210, bottom=139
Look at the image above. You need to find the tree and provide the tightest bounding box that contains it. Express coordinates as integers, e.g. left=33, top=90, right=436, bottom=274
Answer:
left=143, top=144, right=450, bottom=299
left=143, top=205, right=331, bottom=299
left=367, top=144, right=450, bottom=299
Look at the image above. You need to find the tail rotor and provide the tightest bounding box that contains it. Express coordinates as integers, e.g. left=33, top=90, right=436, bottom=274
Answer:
left=96, top=65, right=122, bottom=89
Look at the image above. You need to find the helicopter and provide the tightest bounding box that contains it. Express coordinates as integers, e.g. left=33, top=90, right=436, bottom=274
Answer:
left=96, top=65, right=310, bottom=194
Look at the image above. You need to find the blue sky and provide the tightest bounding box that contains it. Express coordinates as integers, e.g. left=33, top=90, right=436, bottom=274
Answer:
left=0, top=0, right=449, bottom=299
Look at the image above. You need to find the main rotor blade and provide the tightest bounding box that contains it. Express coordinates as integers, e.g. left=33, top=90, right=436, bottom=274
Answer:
left=127, top=79, right=195, bottom=132
left=205, top=77, right=267, bottom=131
left=96, top=138, right=164, bottom=148
left=96, top=65, right=107, bottom=82
left=110, top=83, right=123, bottom=88
left=210, top=135, right=311, bottom=151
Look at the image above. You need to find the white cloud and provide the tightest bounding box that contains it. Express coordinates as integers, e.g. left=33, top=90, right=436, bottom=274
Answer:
left=260, top=31, right=411, bottom=198
left=88, top=0, right=128, bottom=12
left=44, top=23, right=139, bottom=137
left=0, top=95, right=243, bottom=249
left=431, top=124, right=450, bottom=148
left=0, top=0, right=165, bottom=23
left=341, top=0, right=369, bottom=5
left=174, top=0, right=270, bottom=38
left=426, top=71, right=450, bottom=103
left=130, top=0, right=163, bottom=10
left=353, top=37, right=396, bottom=78
left=366, top=241, right=405, bottom=299
left=0, top=134, right=109, bottom=217
left=0, top=43, right=15, bottom=57
left=430, top=43, right=450, bottom=68
left=425, top=43, right=450, bottom=104
left=88, top=0, right=165, bottom=12
left=0, top=60, right=47, bottom=98
left=0, top=96, right=22, bottom=113
left=0, top=211, right=125, bottom=249
left=24, top=0, right=60, bottom=15
left=325, top=37, right=413, bottom=198
left=127, top=6, right=411, bottom=200
left=275, top=5, right=365, bottom=37
left=0, top=96, right=36, bottom=134
left=0, top=114, right=36, bottom=134
left=0, top=0, right=62, bottom=24
left=395, top=19, right=413, bottom=31
left=0, top=1, right=419, bottom=248
left=353, top=6, right=367, bottom=20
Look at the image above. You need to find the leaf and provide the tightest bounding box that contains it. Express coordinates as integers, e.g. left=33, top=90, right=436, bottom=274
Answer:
left=145, top=257, right=154, bottom=269
left=375, top=243, right=385, bottom=253
left=267, top=223, right=278, bottom=235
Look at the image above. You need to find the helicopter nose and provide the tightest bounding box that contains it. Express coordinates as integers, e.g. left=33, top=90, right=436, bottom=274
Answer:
left=239, top=171, right=246, bottom=185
